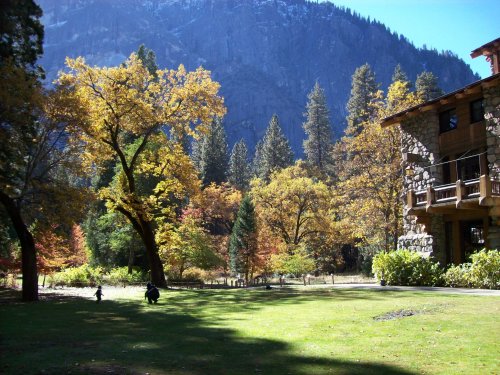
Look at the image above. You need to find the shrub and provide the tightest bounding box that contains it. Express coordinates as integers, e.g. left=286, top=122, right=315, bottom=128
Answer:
left=49, top=265, right=104, bottom=287
left=167, top=267, right=204, bottom=283
left=443, top=264, right=471, bottom=288
left=372, top=249, right=442, bottom=286
left=444, top=249, right=499, bottom=289
left=107, top=266, right=146, bottom=285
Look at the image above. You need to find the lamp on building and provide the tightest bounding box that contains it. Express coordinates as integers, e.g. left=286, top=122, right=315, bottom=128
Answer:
left=405, top=165, right=415, bottom=176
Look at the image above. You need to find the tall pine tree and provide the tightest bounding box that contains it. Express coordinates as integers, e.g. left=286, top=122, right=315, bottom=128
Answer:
left=197, top=118, right=229, bottom=186
left=303, top=82, right=333, bottom=171
left=228, top=139, right=251, bottom=191
left=256, top=114, right=294, bottom=180
left=391, top=64, right=410, bottom=86
left=415, top=71, right=444, bottom=102
left=346, top=63, right=379, bottom=135
left=229, top=195, right=257, bottom=284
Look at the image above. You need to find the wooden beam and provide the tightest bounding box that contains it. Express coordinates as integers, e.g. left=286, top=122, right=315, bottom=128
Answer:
left=464, top=85, right=482, bottom=95
left=426, top=206, right=458, bottom=215
left=439, top=98, right=452, bottom=105
left=419, top=104, right=439, bottom=112
left=481, top=79, right=500, bottom=89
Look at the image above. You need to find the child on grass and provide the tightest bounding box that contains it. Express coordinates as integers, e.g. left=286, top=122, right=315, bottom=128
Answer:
left=94, top=285, right=103, bottom=303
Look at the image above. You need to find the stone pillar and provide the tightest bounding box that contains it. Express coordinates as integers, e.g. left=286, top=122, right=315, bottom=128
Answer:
left=398, top=111, right=442, bottom=255
left=487, top=216, right=500, bottom=250
left=484, top=85, right=500, bottom=180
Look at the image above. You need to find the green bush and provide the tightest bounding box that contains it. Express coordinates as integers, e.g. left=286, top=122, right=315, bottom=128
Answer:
left=444, top=249, right=499, bottom=289
left=49, top=265, right=104, bottom=287
left=372, top=249, right=442, bottom=286
left=107, top=266, right=146, bottom=285
left=443, top=264, right=471, bottom=288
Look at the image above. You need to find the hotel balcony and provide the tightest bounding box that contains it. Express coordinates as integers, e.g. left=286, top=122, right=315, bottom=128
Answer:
left=408, top=175, right=500, bottom=215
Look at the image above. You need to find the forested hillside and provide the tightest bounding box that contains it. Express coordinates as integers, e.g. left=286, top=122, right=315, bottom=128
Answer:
left=38, top=0, right=479, bottom=153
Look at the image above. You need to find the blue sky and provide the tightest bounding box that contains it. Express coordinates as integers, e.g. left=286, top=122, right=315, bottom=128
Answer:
left=326, top=0, right=500, bottom=78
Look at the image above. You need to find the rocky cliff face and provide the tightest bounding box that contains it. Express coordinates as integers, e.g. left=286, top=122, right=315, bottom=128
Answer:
left=38, top=0, right=480, bottom=154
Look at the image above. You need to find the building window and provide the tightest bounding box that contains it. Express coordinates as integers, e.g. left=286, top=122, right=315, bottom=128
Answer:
left=439, top=108, right=458, bottom=133
left=457, top=152, right=481, bottom=181
left=470, top=227, right=484, bottom=245
left=470, top=99, right=484, bottom=123
left=442, top=156, right=451, bottom=184
left=462, top=220, right=485, bottom=261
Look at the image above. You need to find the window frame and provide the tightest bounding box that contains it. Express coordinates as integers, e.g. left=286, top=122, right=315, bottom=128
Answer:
left=469, top=98, right=484, bottom=123
left=439, top=108, right=458, bottom=133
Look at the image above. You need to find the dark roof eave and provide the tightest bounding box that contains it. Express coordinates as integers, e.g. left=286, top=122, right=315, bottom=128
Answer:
left=470, top=37, right=500, bottom=58
left=381, top=73, right=500, bottom=127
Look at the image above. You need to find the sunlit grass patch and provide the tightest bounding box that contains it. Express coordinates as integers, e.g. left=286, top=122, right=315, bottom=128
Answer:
left=0, top=287, right=498, bottom=374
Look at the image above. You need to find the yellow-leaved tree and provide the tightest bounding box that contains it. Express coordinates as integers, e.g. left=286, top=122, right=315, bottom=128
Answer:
left=251, top=162, right=335, bottom=273
left=335, top=80, right=420, bottom=252
left=56, top=53, right=225, bottom=286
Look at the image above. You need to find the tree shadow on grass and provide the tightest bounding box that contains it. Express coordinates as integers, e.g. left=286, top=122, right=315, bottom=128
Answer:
left=0, top=292, right=417, bottom=375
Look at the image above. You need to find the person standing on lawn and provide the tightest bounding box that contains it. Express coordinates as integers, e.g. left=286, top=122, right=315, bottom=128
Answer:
left=94, top=285, right=103, bottom=303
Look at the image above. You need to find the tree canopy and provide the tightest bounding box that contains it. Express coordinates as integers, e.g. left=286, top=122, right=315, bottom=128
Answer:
left=56, top=53, right=226, bottom=286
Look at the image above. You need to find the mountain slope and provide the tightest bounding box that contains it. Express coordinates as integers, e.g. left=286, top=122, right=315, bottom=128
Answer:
left=38, top=0, right=480, bottom=154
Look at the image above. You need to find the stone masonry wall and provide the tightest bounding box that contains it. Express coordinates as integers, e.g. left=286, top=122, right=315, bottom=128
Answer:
left=398, top=111, right=442, bottom=257
left=484, top=84, right=500, bottom=180
left=484, top=83, right=500, bottom=251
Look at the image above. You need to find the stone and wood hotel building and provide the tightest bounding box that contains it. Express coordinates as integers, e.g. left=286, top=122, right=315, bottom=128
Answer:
left=382, top=38, right=500, bottom=265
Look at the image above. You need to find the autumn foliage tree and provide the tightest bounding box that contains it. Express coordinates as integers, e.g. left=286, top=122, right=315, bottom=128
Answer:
left=335, top=79, right=420, bottom=252
left=36, top=224, right=87, bottom=277
left=57, top=54, right=225, bottom=286
left=185, top=183, right=242, bottom=277
left=251, top=162, right=333, bottom=259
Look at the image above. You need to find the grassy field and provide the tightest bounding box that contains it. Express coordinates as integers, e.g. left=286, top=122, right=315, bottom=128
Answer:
left=0, top=286, right=498, bottom=375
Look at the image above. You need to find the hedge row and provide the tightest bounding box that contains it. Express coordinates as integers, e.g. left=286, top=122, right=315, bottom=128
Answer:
left=47, top=265, right=147, bottom=287
left=372, top=249, right=499, bottom=289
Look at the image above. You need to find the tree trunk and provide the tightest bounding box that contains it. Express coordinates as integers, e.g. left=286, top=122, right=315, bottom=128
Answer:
left=140, top=219, right=166, bottom=287
left=127, top=247, right=134, bottom=274
left=116, top=206, right=167, bottom=288
left=0, top=192, right=38, bottom=301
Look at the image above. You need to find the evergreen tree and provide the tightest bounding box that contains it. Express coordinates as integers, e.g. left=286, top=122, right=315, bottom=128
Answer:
left=198, top=118, right=229, bottom=186
left=391, top=63, right=410, bottom=85
left=346, top=63, right=378, bottom=135
left=228, top=139, right=251, bottom=191
left=136, top=44, right=158, bottom=76
left=229, top=195, right=257, bottom=284
left=257, top=114, right=294, bottom=180
left=415, top=71, right=444, bottom=102
left=0, top=0, right=44, bottom=74
left=252, top=140, right=264, bottom=177
left=191, top=138, right=202, bottom=171
left=303, top=82, right=333, bottom=171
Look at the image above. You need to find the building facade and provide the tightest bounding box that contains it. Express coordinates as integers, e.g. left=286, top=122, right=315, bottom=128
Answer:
left=382, top=38, right=500, bottom=264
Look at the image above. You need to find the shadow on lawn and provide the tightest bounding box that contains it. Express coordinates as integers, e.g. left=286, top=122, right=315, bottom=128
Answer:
left=0, top=290, right=417, bottom=375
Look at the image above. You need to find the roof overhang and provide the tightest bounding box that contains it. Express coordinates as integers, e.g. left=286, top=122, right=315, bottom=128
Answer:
left=471, top=37, right=500, bottom=58
left=381, top=73, right=500, bottom=127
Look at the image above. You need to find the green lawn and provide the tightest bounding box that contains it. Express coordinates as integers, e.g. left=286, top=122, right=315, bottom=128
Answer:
left=0, top=287, right=498, bottom=374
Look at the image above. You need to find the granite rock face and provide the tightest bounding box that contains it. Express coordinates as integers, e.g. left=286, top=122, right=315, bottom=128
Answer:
left=38, top=0, right=479, bottom=154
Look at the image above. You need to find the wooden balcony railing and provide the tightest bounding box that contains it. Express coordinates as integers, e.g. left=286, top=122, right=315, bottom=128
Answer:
left=408, top=175, right=500, bottom=210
